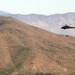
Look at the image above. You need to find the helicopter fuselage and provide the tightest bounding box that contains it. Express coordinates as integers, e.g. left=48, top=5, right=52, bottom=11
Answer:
left=61, top=25, right=75, bottom=29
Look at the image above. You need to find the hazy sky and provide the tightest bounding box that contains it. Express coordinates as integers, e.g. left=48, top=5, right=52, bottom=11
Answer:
left=0, top=0, right=75, bottom=15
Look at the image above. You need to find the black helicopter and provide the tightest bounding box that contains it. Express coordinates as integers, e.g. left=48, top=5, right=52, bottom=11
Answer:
left=61, top=24, right=75, bottom=29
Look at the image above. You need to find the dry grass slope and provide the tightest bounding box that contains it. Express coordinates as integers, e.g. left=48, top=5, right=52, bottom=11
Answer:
left=0, top=16, right=75, bottom=75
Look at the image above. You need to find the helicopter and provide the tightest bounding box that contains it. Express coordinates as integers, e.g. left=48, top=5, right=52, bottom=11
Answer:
left=61, top=24, right=75, bottom=29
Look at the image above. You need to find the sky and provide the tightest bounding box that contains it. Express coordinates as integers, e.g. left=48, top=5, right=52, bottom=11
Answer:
left=0, top=0, right=75, bottom=15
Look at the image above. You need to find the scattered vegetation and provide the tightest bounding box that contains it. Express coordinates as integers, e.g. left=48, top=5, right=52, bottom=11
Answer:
left=0, top=16, right=75, bottom=75
left=35, top=72, right=56, bottom=75
left=71, top=72, right=75, bottom=75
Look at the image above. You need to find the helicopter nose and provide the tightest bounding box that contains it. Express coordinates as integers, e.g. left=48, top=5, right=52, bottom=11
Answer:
left=61, top=27, right=63, bottom=29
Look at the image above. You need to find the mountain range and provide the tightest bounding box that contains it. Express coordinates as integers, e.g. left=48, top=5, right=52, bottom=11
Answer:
left=0, top=16, right=75, bottom=75
left=0, top=11, right=75, bottom=36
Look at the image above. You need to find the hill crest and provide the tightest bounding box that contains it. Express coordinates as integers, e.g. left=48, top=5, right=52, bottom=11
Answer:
left=0, top=16, right=75, bottom=75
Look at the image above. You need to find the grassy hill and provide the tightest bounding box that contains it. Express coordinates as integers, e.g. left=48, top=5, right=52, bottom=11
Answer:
left=0, top=16, right=75, bottom=75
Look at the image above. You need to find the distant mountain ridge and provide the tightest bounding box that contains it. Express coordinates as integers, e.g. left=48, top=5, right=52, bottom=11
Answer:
left=0, top=11, right=75, bottom=36
left=0, top=11, right=11, bottom=15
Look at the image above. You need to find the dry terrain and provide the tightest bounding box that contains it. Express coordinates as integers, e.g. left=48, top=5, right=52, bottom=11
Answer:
left=0, top=16, right=75, bottom=75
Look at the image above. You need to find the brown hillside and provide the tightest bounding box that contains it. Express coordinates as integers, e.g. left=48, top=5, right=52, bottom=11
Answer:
left=0, top=16, right=75, bottom=75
